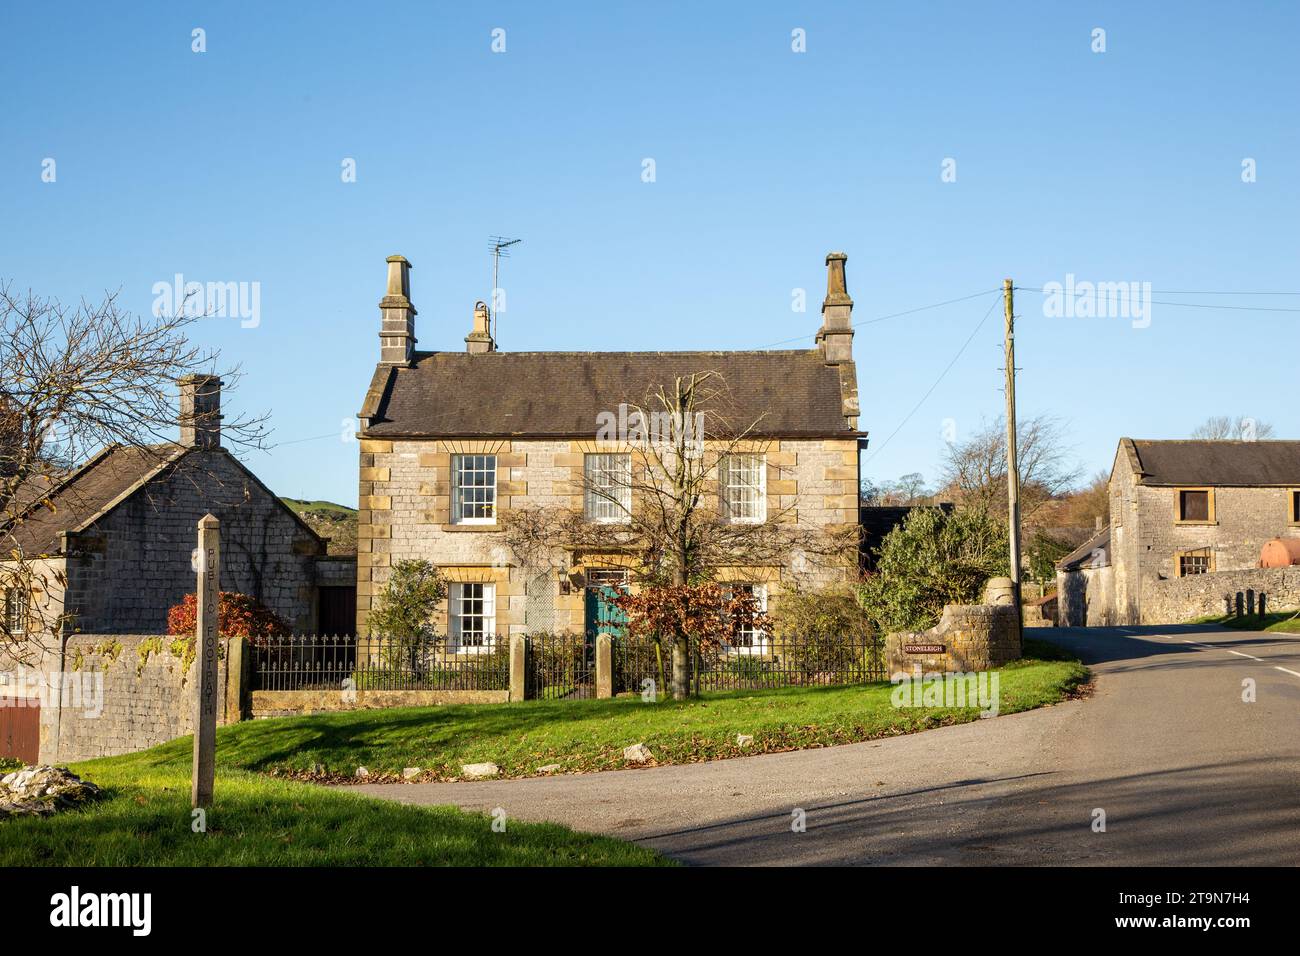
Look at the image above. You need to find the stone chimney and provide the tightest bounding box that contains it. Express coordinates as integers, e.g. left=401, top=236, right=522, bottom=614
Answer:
left=378, top=255, right=416, bottom=366
left=179, top=375, right=222, bottom=449
left=465, top=300, right=495, bottom=354
left=816, top=251, right=854, bottom=364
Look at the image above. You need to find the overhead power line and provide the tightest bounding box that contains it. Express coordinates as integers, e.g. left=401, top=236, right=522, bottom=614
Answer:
left=863, top=291, right=1003, bottom=465
left=1015, top=286, right=1300, bottom=313
left=756, top=288, right=1000, bottom=350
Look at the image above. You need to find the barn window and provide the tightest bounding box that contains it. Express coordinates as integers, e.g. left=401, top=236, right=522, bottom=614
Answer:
left=1177, top=550, right=1213, bottom=577
left=1176, top=488, right=1213, bottom=523
left=1290, top=490, right=1300, bottom=524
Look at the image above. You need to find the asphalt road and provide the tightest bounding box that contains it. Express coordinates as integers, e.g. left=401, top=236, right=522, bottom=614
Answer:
left=353, top=625, right=1300, bottom=865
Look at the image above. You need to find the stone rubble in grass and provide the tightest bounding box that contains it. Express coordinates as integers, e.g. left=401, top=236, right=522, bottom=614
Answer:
left=736, top=734, right=754, bottom=747
left=402, top=767, right=422, bottom=780
left=536, top=764, right=562, bottom=774
left=461, top=762, right=500, bottom=779
left=355, top=766, right=370, bottom=778
left=623, top=743, right=653, bottom=764
left=0, top=766, right=102, bottom=820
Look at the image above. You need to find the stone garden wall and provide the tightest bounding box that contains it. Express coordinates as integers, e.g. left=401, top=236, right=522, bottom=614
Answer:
left=250, top=688, right=507, bottom=718
left=38, top=633, right=242, bottom=763
left=884, top=604, right=1021, bottom=675
left=1139, top=566, right=1300, bottom=624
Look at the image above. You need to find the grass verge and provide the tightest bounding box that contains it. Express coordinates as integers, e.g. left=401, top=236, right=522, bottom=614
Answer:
left=1188, top=611, right=1300, bottom=634
left=167, top=643, right=1083, bottom=783
left=0, top=752, right=670, bottom=866
left=0, top=645, right=1084, bottom=865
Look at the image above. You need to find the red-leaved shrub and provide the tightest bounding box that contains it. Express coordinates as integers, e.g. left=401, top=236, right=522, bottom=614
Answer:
left=166, top=591, right=292, bottom=644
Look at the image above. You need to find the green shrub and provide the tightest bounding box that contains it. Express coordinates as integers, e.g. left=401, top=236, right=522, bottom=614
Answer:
left=858, top=506, right=1009, bottom=633
left=767, top=583, right=882, bottom=678
left=769, top=583, right=873, bottom=640
left=719, top=655, right=774, bottom=680
left=367, top=560, right=447, bottom=643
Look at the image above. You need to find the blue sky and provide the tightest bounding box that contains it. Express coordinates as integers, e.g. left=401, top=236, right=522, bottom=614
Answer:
left=2, top=1, right=1297, bottom=506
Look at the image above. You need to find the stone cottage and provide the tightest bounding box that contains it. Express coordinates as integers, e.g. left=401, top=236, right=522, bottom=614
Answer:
left=1060, top=438, right=1300, bottom=625
left=354, top=253, right=866, bottom=647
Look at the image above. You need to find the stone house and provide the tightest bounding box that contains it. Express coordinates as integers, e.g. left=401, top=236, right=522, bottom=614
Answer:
left=1061, top=438, right=1300, bottom=625
left=0, top=376, right=331, bottom=654
left=354, top=253, right=866, bottom=649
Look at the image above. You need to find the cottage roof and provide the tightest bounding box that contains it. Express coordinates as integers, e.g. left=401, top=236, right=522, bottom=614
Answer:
left=1056, top=527, right=1110, bottom=571
left=359, top=349, right=860, bottom=438
left=2, top=445, right=182, bottom=556
left=1122, top=438, right=1300, bottom=487
left=1, top=444, right=324, bottom=558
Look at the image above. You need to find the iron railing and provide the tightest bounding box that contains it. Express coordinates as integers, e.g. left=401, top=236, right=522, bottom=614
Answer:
left=249, top=633, right=509, bottom=692
left=612, top=634, right=685, bottom=697
left=525, top=632, right=596, bottom=700
left=248, top=631, right=886, bottom=696
left=614, top=632, right=885, bottom=695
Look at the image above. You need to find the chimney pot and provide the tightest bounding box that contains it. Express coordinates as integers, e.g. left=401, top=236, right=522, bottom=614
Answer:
left=824, top=251, right=852, bottom=306
left=466, top=300, right=495, bottom=354
left=384, top=255, right=411, bottom=299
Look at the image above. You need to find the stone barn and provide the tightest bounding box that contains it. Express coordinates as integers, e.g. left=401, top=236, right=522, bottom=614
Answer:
left=0, top=376, right=328, bottom=640
left=1063, top=437, right=1300, bottom=626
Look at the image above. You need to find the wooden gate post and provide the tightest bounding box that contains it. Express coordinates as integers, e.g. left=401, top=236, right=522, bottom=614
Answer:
left=192, top=514, right=220, bottom=809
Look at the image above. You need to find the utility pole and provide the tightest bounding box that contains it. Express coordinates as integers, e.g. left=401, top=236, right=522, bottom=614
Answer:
left=1003, top=278, right=1022, bottom=627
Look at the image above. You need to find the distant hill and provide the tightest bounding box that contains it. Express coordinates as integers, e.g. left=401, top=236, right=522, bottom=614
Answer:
left=281, top=498, right=358, bottom=556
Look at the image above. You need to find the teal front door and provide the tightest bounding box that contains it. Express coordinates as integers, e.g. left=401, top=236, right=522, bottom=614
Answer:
left=584, top=584, right=628, bottom=638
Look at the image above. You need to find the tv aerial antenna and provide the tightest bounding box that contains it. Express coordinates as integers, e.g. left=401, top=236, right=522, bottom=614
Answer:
left=489, top=236, right=522, bottom=343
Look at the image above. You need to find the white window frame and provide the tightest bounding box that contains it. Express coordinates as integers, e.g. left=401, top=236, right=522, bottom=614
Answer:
left=4, top=588, right=25, bottom=637
left=721, top=453, right=766, bottom=524
left=452, top=454, right=497, bottom=525
left=584, top=452, right=632, bottom=523
left=449, top=582, right=496, bottom=653
left=722, top=583, right=768, bottom=655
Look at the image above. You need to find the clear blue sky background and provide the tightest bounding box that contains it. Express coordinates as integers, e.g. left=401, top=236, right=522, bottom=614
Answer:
left=2, top=1, right=1297, bottom=506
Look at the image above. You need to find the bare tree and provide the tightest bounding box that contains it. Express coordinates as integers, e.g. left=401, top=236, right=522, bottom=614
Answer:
left=0, top=282, right=268, bottom=658
left=503, top=371, right=858, bottom=700
left=939, top=414, right=1082, bottom=521
left=1191, top=415, right=1276, bottom=441
left=861, top=472, right=930, bottom=506
left=1055, top=469, right=1110, bottom=531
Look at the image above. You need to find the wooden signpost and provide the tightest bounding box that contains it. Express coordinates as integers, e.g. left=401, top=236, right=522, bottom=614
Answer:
left=192, top=513, right=220, bottom=809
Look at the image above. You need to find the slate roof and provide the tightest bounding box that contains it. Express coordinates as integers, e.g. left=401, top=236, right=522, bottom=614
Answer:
left=1124, top=439, right=1300, bottom=487
left=1, top=444, right=183, bottom=557
left=360, top=350, right=858, bottom=438
left=1, top=443, right=326, bottom=558
left=1056, top=527, right=1110, bottom=572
